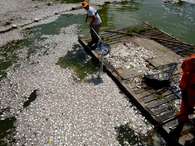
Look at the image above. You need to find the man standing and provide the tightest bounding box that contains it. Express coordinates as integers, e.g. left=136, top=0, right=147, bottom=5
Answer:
left=179, top=54, right=195, bottom=123
left=81, top=1, right=102, bottom=47
left=170, top=54, right=195, bottom=141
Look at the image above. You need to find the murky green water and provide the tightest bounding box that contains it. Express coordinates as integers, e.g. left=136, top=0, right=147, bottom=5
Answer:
left=0, top=40, right=27, bottom=79
left=57, top=44, right=99, bottom=80
left=98, top=0, right=195, bottom=44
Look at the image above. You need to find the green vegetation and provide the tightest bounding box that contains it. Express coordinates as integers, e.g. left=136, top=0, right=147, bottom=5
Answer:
left=115, top=123, right=144, bottom=146
left=57, top=44, right=98, bottom=80
left=0, top=117, right=16, bottom=146
left=0, top=40, right=26, bottom=80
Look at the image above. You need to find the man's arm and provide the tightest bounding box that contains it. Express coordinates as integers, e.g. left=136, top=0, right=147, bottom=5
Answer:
left=89, top=15, right=96, bottom=27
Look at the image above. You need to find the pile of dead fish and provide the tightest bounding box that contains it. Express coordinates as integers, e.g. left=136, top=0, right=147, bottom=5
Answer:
left=107, top=42, right=155, bottom=74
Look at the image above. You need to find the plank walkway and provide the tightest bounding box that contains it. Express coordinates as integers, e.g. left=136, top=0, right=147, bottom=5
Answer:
left=78, top=24, right=195, bottom=146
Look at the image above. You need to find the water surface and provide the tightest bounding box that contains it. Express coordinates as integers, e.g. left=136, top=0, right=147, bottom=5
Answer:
left=98, top=0, right=195, bottom=44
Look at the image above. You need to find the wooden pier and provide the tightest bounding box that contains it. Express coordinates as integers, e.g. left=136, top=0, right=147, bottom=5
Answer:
left=78, top=24, right=195, bottom=146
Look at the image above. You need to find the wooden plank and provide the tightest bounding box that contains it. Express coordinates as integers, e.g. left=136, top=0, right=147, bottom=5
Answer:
left=104, top=35, right=130, bottom=42
left=156, top=110, right=176, bottom=122
left=146, top=94, right=176, bottom=109
left=138, top=89, right=159, bottom=98
left=141, top=89, right=172, bottom=103
left=141, top=89, right=172, bottom=102
left=100, top=31, right=118, bottom=37
left=149, top=37, right=187, bottom=45
left=163, top=119, right=178, bottom=132
left=133, top=37, right=181, bottom=67
left=151, top=104, right=170, bottom=115
left=116, top=67, right=143, bottom=80
left=133, top=87, right=153, bottom=95
left=142, top=94, right=158, bottom=103
left=122, top=82, right=159, bottom=121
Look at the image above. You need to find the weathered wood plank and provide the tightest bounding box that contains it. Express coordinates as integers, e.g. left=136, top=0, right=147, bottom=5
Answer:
left=157, top=112, right=176, bottom=123
left=146, top=95, right=176, bottom=109
left=150, top=104, right=170, bottom=115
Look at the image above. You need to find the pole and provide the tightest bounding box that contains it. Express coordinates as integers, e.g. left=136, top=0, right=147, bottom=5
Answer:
left=98, top=53, right=104, bottom=78
left=91, top=27, right=104, bottom=78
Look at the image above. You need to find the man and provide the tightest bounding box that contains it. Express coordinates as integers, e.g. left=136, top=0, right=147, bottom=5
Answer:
left=179, top=54, right=195, bottom=123
left=170, top=54, right=195, bottom=141
left=81, top=1, right=102, bottom=47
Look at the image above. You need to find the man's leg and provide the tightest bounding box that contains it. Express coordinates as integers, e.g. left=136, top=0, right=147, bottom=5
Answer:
left=89, top=24, right=101, bottom=46
left=93, top=24, right=100, bottom=44
left=179, top=99, right=190, bottom=123
left=169, top=98, right=189, bottom=141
